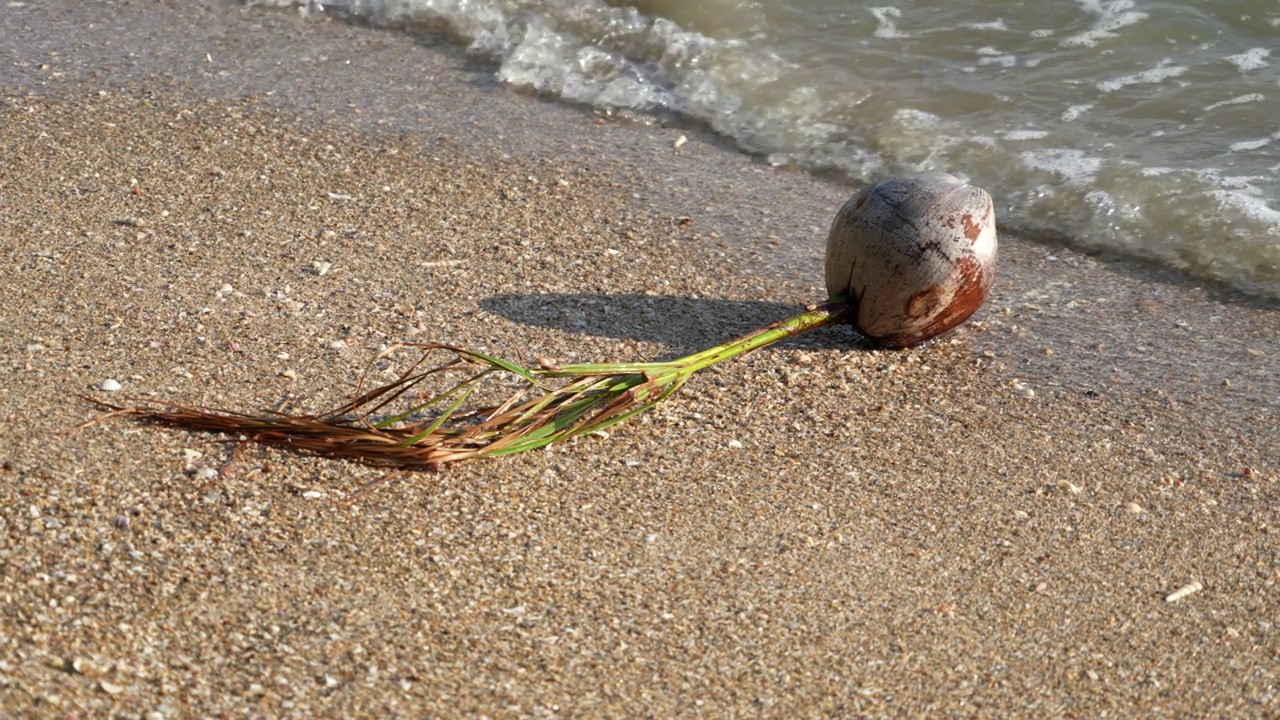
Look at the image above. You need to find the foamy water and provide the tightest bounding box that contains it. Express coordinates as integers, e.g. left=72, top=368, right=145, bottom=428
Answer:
left=260, top=0, right=1279, bottom=297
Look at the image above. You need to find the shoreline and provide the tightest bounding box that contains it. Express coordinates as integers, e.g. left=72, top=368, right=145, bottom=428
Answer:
left=1, top=1, right=1278, bottom=716
left=9, top=0, right=1276, bottom=410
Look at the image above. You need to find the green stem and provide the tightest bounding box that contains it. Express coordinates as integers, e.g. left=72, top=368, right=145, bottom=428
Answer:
left=669, top=297, right=849, bottom=374
left=544, top=298, right=849, bottom=379
left=467, top=299, right=847, bottom=456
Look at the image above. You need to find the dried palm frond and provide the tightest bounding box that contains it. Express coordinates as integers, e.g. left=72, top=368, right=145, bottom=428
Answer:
left=83, top=301, right=847, bottom=470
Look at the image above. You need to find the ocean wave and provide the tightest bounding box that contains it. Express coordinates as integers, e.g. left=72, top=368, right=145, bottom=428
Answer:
left=260, top=0, right=1280, bottom=297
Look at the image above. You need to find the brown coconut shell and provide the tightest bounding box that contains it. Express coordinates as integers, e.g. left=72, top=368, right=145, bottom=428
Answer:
left=824, top=173, right=998, bottom=348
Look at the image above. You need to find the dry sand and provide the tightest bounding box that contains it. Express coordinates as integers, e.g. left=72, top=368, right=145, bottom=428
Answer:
left=1, top=1, right=1278, bottom=717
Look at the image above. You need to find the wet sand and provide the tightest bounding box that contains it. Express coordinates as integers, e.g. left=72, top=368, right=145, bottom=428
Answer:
left=1, top=1, right=1278, bottom=716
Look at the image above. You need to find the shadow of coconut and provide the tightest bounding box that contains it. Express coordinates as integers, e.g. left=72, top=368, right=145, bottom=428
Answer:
left=478, top=293, right=871, bottom=360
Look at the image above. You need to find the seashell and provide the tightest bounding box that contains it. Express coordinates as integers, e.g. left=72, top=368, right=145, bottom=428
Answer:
left=824, top=173, right=998, bottom=348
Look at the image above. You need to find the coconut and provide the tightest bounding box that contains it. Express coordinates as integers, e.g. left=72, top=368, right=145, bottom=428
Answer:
left=824, top=173, right=998, bottom=348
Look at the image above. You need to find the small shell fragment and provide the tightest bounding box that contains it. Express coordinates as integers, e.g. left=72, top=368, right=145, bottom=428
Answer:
left=1055, top=479, right=1082, bottom=495
left=1165, top=580, right=1203, bottom=603
left=99, top=379, right=122, bottom=392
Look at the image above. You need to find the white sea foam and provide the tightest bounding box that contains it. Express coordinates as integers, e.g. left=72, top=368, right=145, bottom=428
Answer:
left=892, top=108, right=941, bottom=128
left=1084, top=189, right=1117, bottom=216
left=1202, top=171, right=1270, bottom=191
left=963, top=20, right=1008, bottom=31
left=1230, top=136, right=1275, bottom=153
left=972, top=46, right=1014, bottom=67
left=869, top=7, right=909, bottom=39
left=1205, top=93, right=1266, bottom=112
left=1060, top=0, right=1148, bottom=48
left=1141, top=168, right=1280, bottom=227
left=980, top=56, right=1016, bottom=68
left=1097, top=59, right=1187, bottom=93
left=1060, top=104, right=1093, bottom=122
left=1212, top=190, right=1280, bottom=228
left=1225, top=48, right=1271, bottom=73
left=1004, top=129, right=1049, bottom=140
left=499, top=18, right=673, bottom=110
left=1020, top=148, right=1103, bottom=185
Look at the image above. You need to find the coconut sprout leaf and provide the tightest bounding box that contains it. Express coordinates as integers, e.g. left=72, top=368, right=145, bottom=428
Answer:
left=455, top=347, right=543, bottom=385
left=371, top=366, right=493, bottom=430
left=396, top=373, right=487, bottom=446
left=324, top=345, right=467, bottom=423
left=82, top=301, right=847, bottom=471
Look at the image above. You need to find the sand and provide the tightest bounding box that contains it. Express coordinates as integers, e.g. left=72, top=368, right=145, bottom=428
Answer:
left=1, top=1, right=1278, bottom=716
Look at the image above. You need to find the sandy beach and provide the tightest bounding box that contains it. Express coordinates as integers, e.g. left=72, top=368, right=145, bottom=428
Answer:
left=1, top=1, right=1278, bottom=716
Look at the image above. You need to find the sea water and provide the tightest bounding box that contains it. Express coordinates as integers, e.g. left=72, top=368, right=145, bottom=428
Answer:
left=257, top=0, right=1280, bottom=298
